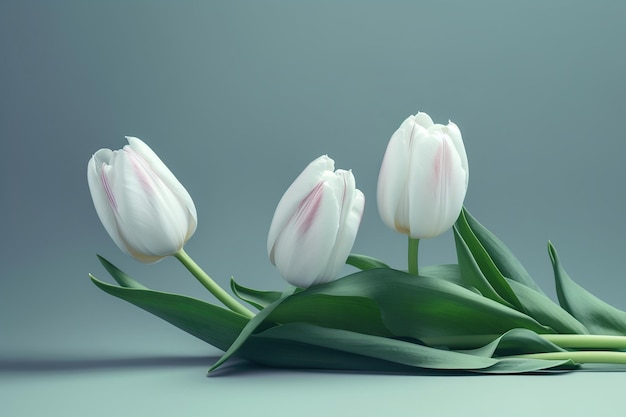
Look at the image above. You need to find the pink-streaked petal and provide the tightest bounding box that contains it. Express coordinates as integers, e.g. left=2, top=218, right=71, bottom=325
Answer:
left=271, top=181, right=340, bottom=288
left=408, top=132, right=466, bottom=238
left=111, top=149, right=190, bottom=260
left=267, top=155, right=335, bottom=256
left=126, top=136, right=198, bottom=235
left=87, top=151, right=130, bottom=257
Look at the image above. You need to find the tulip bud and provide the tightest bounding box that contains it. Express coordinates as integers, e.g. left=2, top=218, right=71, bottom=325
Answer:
left=267, top=155, right=365, bottom=288
left=377, top=112, right=469, bottom=239
left=87, top=137, right=197, bottom=263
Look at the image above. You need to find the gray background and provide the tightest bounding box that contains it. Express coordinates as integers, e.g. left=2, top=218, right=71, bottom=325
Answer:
left=2, top=1, right=626, bottom=416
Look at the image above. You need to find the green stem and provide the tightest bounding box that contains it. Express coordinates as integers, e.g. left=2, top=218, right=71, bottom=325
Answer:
left=174, top=249, right=254, bottom=319
left=511, top=351, right=626, bottom=365
left=422, top=334, right=626, bottom=350
left=408, top=237, right=420, bottom=275
left=542, top=334, right=626, bottom=350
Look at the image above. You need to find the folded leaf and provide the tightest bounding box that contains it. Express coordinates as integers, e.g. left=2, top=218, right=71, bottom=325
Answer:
left=462, top=208, right=544, bottom=294
left=506, top=279, right=588, bottom=335
left=454, top=210, right=522, bottom=310
left=90, top=275, right=247, bottom=352
left=247, top=324, right=573, bottom=374
left=209, top=268, right=554, bottom=371
left=346, top=254, right=391, bottom=270
left=230, top=278, right=282, bottom=310
left=549, top=242, right=626, bottom=335
left=97, top=255, right=147, bottom=289
left=421, top=263, right=588, bottom=334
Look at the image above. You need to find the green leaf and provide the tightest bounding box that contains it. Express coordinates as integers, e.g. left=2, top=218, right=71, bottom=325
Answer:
left=230, top=278, right=282, bottom=310
left=90, top=274, right=247, bottom=352
left=246, top=324, right=572, bottom=374
left=506, top=278, right=589, bottom=335
left=209, top=287, right=297, bottom=372
left=346, top=254, right=390, bottom=270
left=420, top=264, right=587, bottom=334
left=463, top=328, right=567, bottom=357
left=251, top=269, right=550, bottom=344
left=210, top=268, right=553, bottom=372
left=239, top=331, right=417, bottom=373
left=420, top=264, right=480, bottom=294
left=453, top=225, right=516, bottom=308
left=454, top=210, right=523, bottom=310
left=96, top=255, right=147, bottom=289
left=549, top=242, right=626, bottom=335
left=90, top=258, right=572, bottom=375
left=253, top=323, right=497, bottom=370
left=296, top=269, right=550, bottom=339
left=463, top=208, right=544, bottom=294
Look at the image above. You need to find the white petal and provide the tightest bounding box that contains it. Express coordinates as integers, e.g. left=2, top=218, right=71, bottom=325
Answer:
left=111, top=148, right=188, bottom=261
left=87, top=149, right=130, bottom=257
left=271, top=181, right=340, bottom=288
left=325, top=181, right=365, bottom=282
left=267, top=155, right=334, bottom=257
left=126, top=137, right=198, bottom=238
left=407, top=132, right=466, bottom=238
left=443, top=121, right=469, bottom=189
left=377, top=123, right=412, bottom=234
left=413, top=112, right=434, bottom=128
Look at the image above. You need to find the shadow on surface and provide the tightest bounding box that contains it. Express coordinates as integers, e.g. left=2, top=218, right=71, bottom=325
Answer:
left=0, top=355, right=221, bottom=373
left=0, top=354, right=577, bottom=376
left=0, top=354, right=477, bottom=377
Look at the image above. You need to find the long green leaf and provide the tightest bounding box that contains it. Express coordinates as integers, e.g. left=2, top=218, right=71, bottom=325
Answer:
left=248, top=324, right=572, bottom=374
left=230, top=278, right=282, bottom=310
left=420, top=264, right=469, bottom=289
left=210, top=268, right=553, bottom=372
left=273, top=268, right=552, bottom=341
left=289, top=269, right=550, bottom=339
left=549, top=242, right=626, bottom=335
left=454, top=210, right=523, bottom=310
left=239, top=333, right=418, bottom=373
left=463, top=208, right=544, bottom=294
left=506, top=279, right=588, bottom=334
left=208, top=287, right=297, bottom=372
left=463, top=328, right=567, bottom=357
left=90, top=275, right=247, bottom=351
left=96, top=255, right=147, bottom=289
left=254, top=323, right=498, bottom=370
left=421, top=264, right=588, bottom=334
left=346, top=254, right=391, bottom=270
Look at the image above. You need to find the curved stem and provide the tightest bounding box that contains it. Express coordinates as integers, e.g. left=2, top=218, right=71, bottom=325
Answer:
left=408, top=237, right=420, bottom=276
left=542, top=334, right=626, bottom=350
left=174, top=249, right=254, bottom=319
left=422, top=333, right=626, bottom=350
left=511, top=351, right=626, bottom=365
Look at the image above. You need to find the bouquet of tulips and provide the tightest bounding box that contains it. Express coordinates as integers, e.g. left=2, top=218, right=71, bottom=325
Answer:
left=88, top=112, right=626, bottom=375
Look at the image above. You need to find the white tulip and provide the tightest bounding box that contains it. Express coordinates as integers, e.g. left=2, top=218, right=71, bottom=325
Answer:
left=267, top=155, right=365, bottom=288
left=377, top=112, right=469, bottom=239
left=87, top=137, right=197, bottom=263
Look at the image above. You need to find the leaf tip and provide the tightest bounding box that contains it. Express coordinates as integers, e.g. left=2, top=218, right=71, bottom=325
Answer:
left=547, top=241, right=558, bottom=263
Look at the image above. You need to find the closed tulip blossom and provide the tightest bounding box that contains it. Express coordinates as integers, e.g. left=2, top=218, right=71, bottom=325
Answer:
left=87, top=136, right=198, bottom=263
left=88, top=137, right=253, bottom=317
left=377, top=112, right=469, bottom=274
left=267, top=155, right=365, bottom=288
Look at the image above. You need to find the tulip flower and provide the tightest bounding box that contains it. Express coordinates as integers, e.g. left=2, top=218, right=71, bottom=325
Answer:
left=88, top=137, right=253, bottom=317
left=377, top=112, right=469, bottom=274
left=267, top=155, right=365, bottom=288
left=88, top=136, right=198, bottom=263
